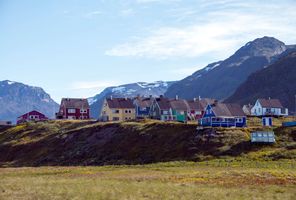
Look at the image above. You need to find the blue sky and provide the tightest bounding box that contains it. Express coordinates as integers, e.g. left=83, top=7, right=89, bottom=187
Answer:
left=1, top=0, right=296, bottom=102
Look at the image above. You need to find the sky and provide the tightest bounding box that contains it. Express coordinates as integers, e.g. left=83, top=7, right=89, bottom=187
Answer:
left=0, top=0, right=296, bottom=102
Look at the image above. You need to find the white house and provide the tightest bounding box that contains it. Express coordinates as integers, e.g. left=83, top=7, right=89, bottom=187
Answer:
left=251, top=98, right=288, bottom=116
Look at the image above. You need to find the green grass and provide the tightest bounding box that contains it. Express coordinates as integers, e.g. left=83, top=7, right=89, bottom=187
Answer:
left=0, top=161, right=296, bottom=200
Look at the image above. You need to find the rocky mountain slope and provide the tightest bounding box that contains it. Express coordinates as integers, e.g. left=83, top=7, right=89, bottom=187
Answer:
left=0, top=80, right=59, bottom=123
left=226, top=51, right=296, bottom=111
left=89, top=81, right=174, bottom=118
left=165, top=36, right=294, bottom=100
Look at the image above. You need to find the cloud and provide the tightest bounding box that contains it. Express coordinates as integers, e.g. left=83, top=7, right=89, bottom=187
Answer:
left=106, top=1, right=296, bottom=59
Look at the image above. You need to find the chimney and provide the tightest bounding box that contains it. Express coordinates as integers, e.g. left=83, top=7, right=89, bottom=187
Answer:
left=125, top=97, right=128, bottom=100
left=175, top=95, right=179, bottom=100
left=193, top=98, right=197, bottom=102
left=110, top=95, right=113, bottom=100
left=269, top=97, right=271, bottom=100
left=199, top=96, right=201, bottom=101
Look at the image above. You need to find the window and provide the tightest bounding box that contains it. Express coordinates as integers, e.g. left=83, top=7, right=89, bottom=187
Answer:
left=112, top=109, right=120, bottom=114
left=140, top=107, right=147, bottom=111
left=163, top=110, right=168, bottom=115
left=125, top=110, right=128, bottom=113
left=113, top=117, right=119, bottom=121
left=80, top=109, right=87, bottom=113
left=68, top=109, right=76, bottom=114
left=129, top=110, right=132, bottom=113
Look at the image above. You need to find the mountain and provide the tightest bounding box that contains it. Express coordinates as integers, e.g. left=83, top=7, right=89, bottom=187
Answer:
left=89, top=81, right=174, bottom=118
left=165, top=36, right=292, bottom=100
left=0, top=80, right=59, bottom=123
left=226, top=51, right=296, bottom=112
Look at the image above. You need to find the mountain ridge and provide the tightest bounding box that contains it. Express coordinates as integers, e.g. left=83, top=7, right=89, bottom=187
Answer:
left=165, top=36, right=293, bottom=100
left=0, top=80, right=59, bottom=123
left=226, top=51, right=296, bottom=112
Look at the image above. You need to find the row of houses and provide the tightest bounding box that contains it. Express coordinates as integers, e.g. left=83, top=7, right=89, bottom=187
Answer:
left=15, top=96, right=289, bottom=128
left=17, top=98, right=91, bottom=124
left=100, top=96, right=289, bottom=127
left=100, top=96, right=215, bottom=122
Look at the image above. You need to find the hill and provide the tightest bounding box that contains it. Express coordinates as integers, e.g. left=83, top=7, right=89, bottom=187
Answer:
left=0, top=120, right=295, bottom=167
left=165, top=36, right=294, bottom=100
left=89, top=81, right=174, bottom=118
left=0, top=80, right=59, bottom=123
left=226, top=51, right=296, bottom=111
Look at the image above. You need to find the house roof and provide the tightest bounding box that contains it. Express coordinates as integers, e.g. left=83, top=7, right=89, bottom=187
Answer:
left=169, top=99, right=190, bottom=111
left=154, top=97, right=171, bottom=110
left=187, top=100, right=204, bottom=111
left=258, top=99, right=283, bottom=108
left=107, top=98, right=134, bottom=109
left=61, top=98, right=90, bottom=109
left=199, top=98, right=217, bottom=109
left=135, top=97, right=154, bottom=108
left=212, top=103, right=245, bottom=117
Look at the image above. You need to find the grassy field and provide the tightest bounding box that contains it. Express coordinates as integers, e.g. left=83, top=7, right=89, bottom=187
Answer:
left=0, top=161, right=296, bottom=200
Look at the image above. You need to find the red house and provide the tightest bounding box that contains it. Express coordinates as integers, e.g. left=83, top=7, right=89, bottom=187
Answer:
left=17, top=110, right=48, bottom=124
left=56, top=98, right=90, bottom=120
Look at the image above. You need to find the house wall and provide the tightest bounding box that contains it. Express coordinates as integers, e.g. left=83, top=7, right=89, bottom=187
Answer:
left=251, top=100, right=263, bottom=116
left=136, top=106, right=150, bottom=118
left=251, top=100, right=288, bottom=116
left=101, top=100, right=136, bottom=121
left=65, top=108, right=90, bottom=120
left=150, top=101, right=161, bottom=119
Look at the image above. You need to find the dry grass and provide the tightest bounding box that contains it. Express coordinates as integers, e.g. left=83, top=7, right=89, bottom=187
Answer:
left=0, top=161, right=296, bottom=200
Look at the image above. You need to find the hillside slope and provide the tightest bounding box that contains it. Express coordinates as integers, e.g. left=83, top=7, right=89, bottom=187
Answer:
left=0, top=120, right=295, bottom=167
left=165, top=37, right=292, bottom=100
left=226, top=51, right=296, bottom=111
left=0, top=80, right=59, bottom=123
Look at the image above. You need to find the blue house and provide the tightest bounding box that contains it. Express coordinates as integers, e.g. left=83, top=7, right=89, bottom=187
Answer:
left=201, top=102, right=247, bottom=127
left=133, top=96, right=154, bottom=119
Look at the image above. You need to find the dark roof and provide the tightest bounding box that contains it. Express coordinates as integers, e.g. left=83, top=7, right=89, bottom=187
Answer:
left=212, top=103, right=245, bottom=117
left=107, top=98, right=134, bottom=109
left=200, top=98, right=217, bottom=109
left=258, top=99, right=283, bottom=108
left=169, top=99, right=190, bottom=111
left=154, top=97, right=171, bottom=110
left=61, top=98, right=90, bottom=109
left=187, top=100, right=203, bottom=111
left=135, top=97, right=154, bottom=108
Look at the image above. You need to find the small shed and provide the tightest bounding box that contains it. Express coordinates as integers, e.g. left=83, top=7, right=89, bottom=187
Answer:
left=251, top=131, right=275, bottom=143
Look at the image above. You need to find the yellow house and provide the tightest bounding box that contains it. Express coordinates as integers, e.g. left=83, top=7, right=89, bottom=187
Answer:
left=100, top=97, right=136, bottom=121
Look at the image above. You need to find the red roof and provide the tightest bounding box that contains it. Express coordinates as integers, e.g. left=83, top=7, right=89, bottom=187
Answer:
left=18, top=110, right=48, bottom=119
